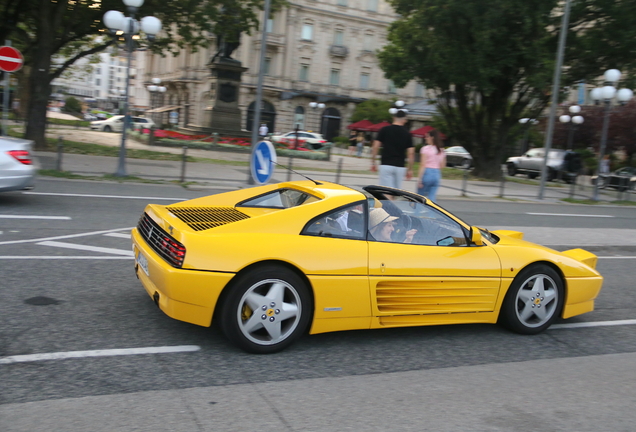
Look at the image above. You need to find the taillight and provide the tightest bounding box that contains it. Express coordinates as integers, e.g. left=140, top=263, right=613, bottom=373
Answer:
left=161, top=236, right=186, bottom=267
left=320, top=140, right=327, bottom=143
left=7, top=150, right=32, bottom=165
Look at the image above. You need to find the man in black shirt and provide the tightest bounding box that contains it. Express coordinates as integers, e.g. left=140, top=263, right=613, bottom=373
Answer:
left=370, top=110, right=414, bottom=189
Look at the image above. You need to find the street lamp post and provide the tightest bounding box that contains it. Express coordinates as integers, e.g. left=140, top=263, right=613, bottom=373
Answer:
left=558, top=105, right=584, bottom=150
left=103, top=0, right=161, bottom=177
left=308, top=102, right=325, bottom=134
left=146, top=77, right=166, bottom=125
left=590, top=69, right=633, bottom=201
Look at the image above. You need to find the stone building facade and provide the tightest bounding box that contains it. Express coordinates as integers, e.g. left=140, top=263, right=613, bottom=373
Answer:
left=142, top=0, right=424, bottom=140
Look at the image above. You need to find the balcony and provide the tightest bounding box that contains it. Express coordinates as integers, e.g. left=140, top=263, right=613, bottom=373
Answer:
left=329, top=45, right=349, bottom=58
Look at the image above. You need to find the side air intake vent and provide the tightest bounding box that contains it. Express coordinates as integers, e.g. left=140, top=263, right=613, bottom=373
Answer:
left=167, top=206, right=250, bottom=231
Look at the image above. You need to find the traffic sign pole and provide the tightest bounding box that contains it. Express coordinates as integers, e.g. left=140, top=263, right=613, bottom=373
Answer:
left=0, top=42, right=23, bottom=136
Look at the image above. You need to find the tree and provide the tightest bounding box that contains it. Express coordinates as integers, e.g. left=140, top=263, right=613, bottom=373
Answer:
left=63, top=96, right=82, bottom=114
left=349, top=99, right=393, bottom=124
left=378, top=0, right=636, bottom=179
left=1, top=0, right=274, bottom=148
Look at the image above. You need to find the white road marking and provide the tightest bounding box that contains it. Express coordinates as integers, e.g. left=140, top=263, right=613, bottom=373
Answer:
left=0, top=215, right=71, bottom=220
left=0, top=345, right=201, bottom=365
left=103, top=232, right=131, bottom=239
left=0, top=227, right=134, bottom=246
left=526, top=212, right=614, bottom=218
left=552, top=319, right=636, bottom=330
left=37, top=240, right=134, bottom=256
left=23, top=191, right=186, bottom=201
left=597, top=256, right=636, bottom=259
left=0, top=256, right=133, bottom=260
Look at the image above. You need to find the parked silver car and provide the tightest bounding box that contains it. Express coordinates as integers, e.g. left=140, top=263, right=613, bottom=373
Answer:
left=445, top=146, right=473, bottom=168
left=0, top=137, right=37, bottom=192
left=506, top=148, right=576, bottom=183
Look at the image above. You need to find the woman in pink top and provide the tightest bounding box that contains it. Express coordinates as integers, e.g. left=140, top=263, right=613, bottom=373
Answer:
left=416, top=129, right=446, bottom=202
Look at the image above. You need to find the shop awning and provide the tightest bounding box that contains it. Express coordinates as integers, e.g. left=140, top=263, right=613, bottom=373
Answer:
left=410, top=125, right=447, bottom=140
left=346, top=119, right=374, bottom=131
left=146, top=105, right=180, bottom=113
left=368, top=121, right=391, bottom=132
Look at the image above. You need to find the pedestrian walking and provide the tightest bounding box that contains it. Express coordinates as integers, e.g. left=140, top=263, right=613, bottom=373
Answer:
left=370, top=109, right=414, bottom=189
left=356, top=132, right=364, bottom=158
left=348, top=130, right=357, bottom=156
left=258, top=123, right=268, bottom=138
left=417, top=129, right=446, bottom=202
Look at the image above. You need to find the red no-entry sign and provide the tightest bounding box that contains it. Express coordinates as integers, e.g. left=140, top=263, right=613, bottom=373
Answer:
left=0, top=46, right=23, bottom=73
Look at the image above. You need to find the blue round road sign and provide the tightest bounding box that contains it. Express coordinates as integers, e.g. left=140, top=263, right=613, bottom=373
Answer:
left=250, top=140, right=277, bottom=185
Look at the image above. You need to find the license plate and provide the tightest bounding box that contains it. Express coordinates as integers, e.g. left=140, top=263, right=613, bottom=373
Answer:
left=137, top=252, right=149, bottom=276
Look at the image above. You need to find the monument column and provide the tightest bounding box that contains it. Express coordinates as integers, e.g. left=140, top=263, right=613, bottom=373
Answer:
left=208, top=58, right=249, bottom=136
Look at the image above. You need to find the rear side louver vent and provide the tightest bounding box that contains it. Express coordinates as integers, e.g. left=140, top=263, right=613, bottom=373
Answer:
left=167, top=206, right=250, bottom=231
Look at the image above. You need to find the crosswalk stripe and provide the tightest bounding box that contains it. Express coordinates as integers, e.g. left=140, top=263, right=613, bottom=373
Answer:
left=37, top=241, right=134, bottom=256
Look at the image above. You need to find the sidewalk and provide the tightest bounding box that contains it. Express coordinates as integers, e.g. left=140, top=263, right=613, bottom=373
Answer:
left=36, top=127, right=626, bottom=203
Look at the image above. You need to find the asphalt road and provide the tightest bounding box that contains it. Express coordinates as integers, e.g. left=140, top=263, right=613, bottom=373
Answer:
left=1, top=178, right=636, bottom=431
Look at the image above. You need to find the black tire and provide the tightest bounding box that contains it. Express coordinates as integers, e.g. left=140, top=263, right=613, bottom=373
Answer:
left=547, top=169, right=556, bottom=181
left=499, top=264, right=563, bottom=335
left=103, top=125, right=112, bottom=132
left=461, top=159, right=471, bottom=169
left=219, top=265, right=312, bottom=354
left=507, top=163, right=517, bottom=176
left=527, top=172, right=538, bottom=179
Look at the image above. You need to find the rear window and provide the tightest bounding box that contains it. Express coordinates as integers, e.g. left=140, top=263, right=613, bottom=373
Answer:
left=238, top=188, right=320, bottom=209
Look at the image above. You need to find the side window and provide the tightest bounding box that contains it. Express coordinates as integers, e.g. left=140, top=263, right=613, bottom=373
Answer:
left=303, top=202, right=366, bottom=239
left=369, top=197, right=468, bottom=246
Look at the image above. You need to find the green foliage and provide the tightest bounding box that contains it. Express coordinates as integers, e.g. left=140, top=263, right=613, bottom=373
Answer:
left=378, top=0, right=636, bottom=179
left=63, top=97, right=82, bottom=114
left=349, top=99, right=393, bottom=124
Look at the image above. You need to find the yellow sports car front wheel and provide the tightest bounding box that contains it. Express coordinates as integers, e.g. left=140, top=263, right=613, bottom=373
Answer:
left=218, top=264, right=313, bottom=354
left=499, top=264, right=564, bottom=334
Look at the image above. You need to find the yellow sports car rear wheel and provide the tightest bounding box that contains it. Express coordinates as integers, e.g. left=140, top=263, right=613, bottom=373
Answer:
left=219, top=265, right=312, bottom=354
left=499, top=264, right=564, bottom=334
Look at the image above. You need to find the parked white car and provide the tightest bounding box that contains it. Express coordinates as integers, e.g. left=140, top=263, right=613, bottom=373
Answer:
left=271, top=131, right=328, bottom=149
left=0, top=137, right=37, bottom=192
left=90, top=115, right=155, bottom=132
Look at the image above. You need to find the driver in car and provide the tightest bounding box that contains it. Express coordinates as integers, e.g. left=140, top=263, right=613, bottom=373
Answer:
left=368, top=208, right=417, bottom=243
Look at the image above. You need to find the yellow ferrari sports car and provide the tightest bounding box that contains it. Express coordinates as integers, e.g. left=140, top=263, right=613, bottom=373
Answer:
left=131, top=181, right=603, bottom=353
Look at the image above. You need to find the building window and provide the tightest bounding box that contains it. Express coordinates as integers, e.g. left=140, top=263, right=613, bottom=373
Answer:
left=368, top=0, right=378, bottom=12
left=301, top=24, right=313, bottom=41
left=388, top=80, right=396, bottom=93
left=96, top=67, right=101, bottom=75
left=364, top=33, right=374, bottom=51
left=334, top=30, right=344, bottom=46
left=330, top=69, right=340, bottom=86
left=337, top=0, right=347, bottom=6
left=360, top=73, right=370, bottom=89
left=415, top=83, right=424, bottom=98
left=96, top=78, right=101, bottom=86
left=266, top=18, right=274, bottom=33
left=264, top=57, right=271, bottom=75
left=294, top=106, right=305, bottom=130
left=299, top=64, right=309, bottom=81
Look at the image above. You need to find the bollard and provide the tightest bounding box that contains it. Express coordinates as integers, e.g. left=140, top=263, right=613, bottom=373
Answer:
left=287, top=154, right=294, bottom=181
left=498, top=170, right=505, bottom=198
left=620, top=176, right=629, bottom=201
left=212, top=132, right=219, bottom=146
left=148, top=126, right=155, bottom=146
left=56, top=136, right=63, bottom=171
left=569, top=174, right=576, bottom=199
left=335, top=158, right=343, bottom=184
left=180, top=146, right=187, bottom=183
left=462, top=168, right=469, bottom=197
left=326, top=143, right=332, bottom=162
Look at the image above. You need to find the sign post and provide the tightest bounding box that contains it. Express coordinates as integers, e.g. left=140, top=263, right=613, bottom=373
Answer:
left=250, top=140, right=277, bottom=185
left=0, top=44, right=23, bottom=136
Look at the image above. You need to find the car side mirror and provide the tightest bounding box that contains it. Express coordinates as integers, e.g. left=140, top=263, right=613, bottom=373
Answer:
left=470, top=227, right=483, bottom=246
